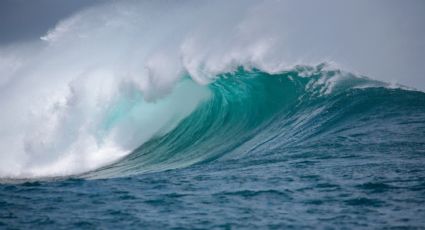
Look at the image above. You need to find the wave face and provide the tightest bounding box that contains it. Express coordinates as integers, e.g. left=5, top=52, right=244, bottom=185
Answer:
left=84, top=66, right=425, bottom=179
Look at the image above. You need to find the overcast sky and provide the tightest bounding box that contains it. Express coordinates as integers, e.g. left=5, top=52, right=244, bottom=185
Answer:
left=0, top=0, right=424, bottom=89
left=0, top=0, right=103, bottom=44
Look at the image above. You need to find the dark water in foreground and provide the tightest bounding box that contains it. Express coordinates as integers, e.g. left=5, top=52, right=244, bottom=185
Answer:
left=1, top=67, right=425, bottom=228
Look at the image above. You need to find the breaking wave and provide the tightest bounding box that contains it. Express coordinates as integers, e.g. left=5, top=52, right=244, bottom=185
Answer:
left=0, top=1, right=424, bottom=179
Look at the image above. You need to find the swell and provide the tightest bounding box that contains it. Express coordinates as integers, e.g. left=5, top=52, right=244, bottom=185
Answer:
left=84, top=66, right=425, bottom=179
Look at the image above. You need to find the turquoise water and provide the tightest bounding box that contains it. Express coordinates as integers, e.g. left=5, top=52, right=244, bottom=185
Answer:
left=1, top=66, right=425, bottom=228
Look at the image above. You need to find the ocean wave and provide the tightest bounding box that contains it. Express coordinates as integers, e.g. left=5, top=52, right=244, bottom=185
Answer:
left=0, top=0, right=424, bottom=179
left=84, top=66, right=425, bottom=179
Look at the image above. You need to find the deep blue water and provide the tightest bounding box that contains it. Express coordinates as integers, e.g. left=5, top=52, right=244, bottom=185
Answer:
left=1, top=67, right=425, bottom=229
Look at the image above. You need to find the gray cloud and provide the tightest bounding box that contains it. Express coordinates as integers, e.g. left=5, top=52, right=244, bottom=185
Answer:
left=0, top=0, right=104, bottom=44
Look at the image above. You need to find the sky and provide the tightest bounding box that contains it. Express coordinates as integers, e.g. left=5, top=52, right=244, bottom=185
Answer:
left=0, top=0, right=424, bottom=89
left=0, top=0, right=102, bottom=44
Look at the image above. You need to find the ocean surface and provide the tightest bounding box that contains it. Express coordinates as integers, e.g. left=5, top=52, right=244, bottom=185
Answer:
left=1, top=66, right=425, bottom=228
